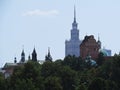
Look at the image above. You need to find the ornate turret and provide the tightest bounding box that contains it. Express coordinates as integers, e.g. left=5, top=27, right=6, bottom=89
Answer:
left=32, top=48, right=37, bottom=61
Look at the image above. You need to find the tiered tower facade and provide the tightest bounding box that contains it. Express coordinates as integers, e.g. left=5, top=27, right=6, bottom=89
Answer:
left=65, top=7, right=82, bottom=57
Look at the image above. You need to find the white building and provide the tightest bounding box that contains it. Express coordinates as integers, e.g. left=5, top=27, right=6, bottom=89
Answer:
left=65, top=7, right=82, bottom=57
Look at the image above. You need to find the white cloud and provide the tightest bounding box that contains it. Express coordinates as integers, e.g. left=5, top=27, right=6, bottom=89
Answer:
left=22, top=9, right=59, bottom=16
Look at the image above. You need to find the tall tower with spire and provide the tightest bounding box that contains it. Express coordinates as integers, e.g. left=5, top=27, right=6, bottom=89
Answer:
left=65, top=6, right=82, bottom=57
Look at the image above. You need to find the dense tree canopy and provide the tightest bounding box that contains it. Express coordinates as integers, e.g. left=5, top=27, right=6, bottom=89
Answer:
left=0, top=54, right=120, bottom=90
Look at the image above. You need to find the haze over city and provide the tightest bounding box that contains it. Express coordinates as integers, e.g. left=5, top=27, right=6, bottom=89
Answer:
left=0, top=0, right=120, bottom=67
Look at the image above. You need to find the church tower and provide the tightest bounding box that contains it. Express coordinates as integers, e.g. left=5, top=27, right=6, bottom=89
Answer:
left=65, top=6, right=82, bottom=57
left=32, top=48, right=37, bottom=61
left=45, top=47, right=52, bottom=62
left=20, top=49, right=25, bottom=63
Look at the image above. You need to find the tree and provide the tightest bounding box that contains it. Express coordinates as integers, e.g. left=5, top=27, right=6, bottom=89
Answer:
left=105, top=80, right=118, bottom=90
left=4, top=53, right=120, bottom=90
left=41, top=61, right=56, bottom=77
left=88, top=78, right=106, bottom=90
left=22, top=61, right=41, bottom=80
left=44, top=76, right=62, bottom=90
left=97, top=52, right=105, bottom=66
left=96, top=60, right=113, bottom=79
left=59, top=66, right=77, bottom=90
left=76, top=84, right=87, bottom=90
left=63, top=55, right=85, bottom=71
left=0, top=73, right=6, bottom=90
left=110, top=54, right=120, bottom=88
left=9, top=61, right=44, bottom=90
left=12, top=79, right=38, bottom=90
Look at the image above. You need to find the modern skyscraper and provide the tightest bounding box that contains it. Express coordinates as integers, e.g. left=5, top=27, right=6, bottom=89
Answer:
left=65, top=6, right=82, bottom=57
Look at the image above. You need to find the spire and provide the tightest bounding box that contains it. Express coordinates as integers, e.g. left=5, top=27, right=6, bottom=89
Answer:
left=21, top=47, right=25, bottom=63
left=72, top=5, right=78, bottom=29
left=45, top=47, right=52, bottom=62
left=48, top=47, right=50, bottom=56
left=22, top=45, right=24, bottom=54
left=33, top=47, right=36, bottom=53
left=32, top=47, right=37, bottom=61
left=21, top=49, right=25, bottom=56
left=97, top=34, right=101, bottom=49
left=98, top=34, right=100, bottom=42
left=74, top=5, right=76, bottom=23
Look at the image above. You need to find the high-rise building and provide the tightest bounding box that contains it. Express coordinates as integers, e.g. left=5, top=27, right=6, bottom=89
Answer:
left=65, top=6, right=82, bottom=57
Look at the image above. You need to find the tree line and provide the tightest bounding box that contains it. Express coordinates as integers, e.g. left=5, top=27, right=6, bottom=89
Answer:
left=0, top=53, right=120, bottom=90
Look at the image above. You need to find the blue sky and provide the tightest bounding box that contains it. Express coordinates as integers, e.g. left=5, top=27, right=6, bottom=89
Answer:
left=0, top=0, right=120, bottom=67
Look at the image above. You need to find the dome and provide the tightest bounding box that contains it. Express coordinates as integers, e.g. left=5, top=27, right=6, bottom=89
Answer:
left=99, top=49, right=108, bottom=56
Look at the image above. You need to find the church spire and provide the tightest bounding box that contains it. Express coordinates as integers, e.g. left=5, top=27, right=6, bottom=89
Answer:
left=32, top=47, right=37, bottom=61
left=45, top=47, right=52, bottom=62
left=21, top=49, right=25, bottom=63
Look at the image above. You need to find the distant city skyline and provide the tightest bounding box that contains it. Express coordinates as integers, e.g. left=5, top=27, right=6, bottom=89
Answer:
left=0, top=0, right=120, bottom=67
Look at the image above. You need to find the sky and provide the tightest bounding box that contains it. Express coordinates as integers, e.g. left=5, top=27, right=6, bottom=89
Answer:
left=0, top=0, right=120, bottom=67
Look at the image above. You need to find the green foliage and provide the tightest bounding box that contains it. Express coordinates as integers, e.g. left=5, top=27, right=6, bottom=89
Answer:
left=13, top=79, right=39, bottom=90
left=0, top=73, right=6, bottom=90
left=88, top=78, right=106, bottom=90
left=105, top=80, right=119, bottom=90
left=59, top=66, right=77, bottom=90
left=110, top=54, right=120, bottom=87
left=76, top=84, right=87, bottom=90
left=41, top=61, right=61, bottom=77
left=63, top=55, right=85, bottom=71
left=97, top=52, right=105, bottom=66
left=44, top=76, right=62, bottom=90
left=2, top=54, right=120, bottom=90
left=9, top=61, right=44, bottom=90
left=22, top=61, right=41, bottom=80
